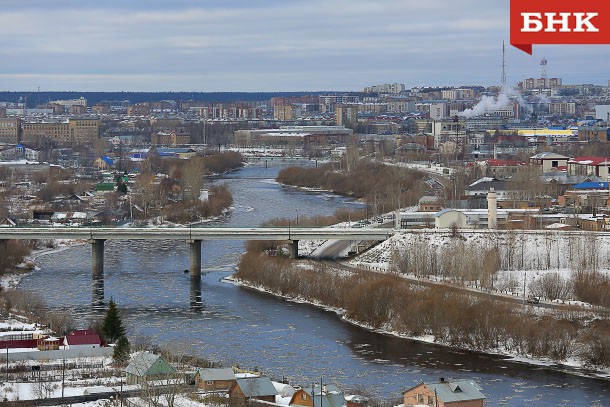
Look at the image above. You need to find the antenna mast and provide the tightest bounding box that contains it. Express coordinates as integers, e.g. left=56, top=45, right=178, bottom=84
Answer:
left=501, top=41, right=507, bottom=87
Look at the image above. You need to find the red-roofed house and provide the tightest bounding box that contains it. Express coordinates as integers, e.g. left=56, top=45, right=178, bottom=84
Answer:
left=63, top=330, right=102, bottom=350
left=568, top=157, right=610, bottom=178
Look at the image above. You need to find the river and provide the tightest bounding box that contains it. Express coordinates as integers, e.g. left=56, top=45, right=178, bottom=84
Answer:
left=18, top=162, right=610, bottom=406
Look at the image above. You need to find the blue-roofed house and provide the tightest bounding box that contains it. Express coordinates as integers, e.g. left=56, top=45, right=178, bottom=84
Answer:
left=93, top=155, right=114, bottom=170
left=152, top=147, right=196, bottom=160
left=403, top=378, right=485, bottom=407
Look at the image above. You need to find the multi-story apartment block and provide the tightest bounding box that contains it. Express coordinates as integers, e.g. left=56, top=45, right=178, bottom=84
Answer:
left=549, top=101, right=576, bottom=117
left=442, top=88, right=477, bottom=100
left=363, top=83, right=405, bottom=94
left=386, top=99, right=415, bottom=113
left=127, top=103, right=151, bottom=116
left=22, top=118, right=100, bottom=146
left=318, top=95, right=359, bottom=113
left=522, top=77, right=562, bottom=90
left=0, top=117, right=20, bottom=144
left=335, top=105, right=359, bottom=127
left=274, top=105, right=296, bottom=121
left=22, top=120, right=70, bottom=145
left=69, top=118, right=100, bottom=145
left=429, top=103, right=448, bottom=120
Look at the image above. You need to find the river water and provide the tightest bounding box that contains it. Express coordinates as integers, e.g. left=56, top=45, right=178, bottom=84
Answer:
left=18, top=162, right=610, bottom=406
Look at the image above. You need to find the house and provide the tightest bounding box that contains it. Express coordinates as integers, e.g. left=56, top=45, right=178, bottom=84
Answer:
left=419, top=195, right=443, bottom=212
left=37, top=336, right=62, bottom=351
left=229, top=376, right=278, bottom=406
left=93, top=156, right=115, bottom=170
left=194, top=367, right=237, bottom=393
left=567, top=156, right=610, bottom=178
left=63, top=329, right=102, bottom=350
left=465, top=178, right=508, bottom=199
left=529, top=152, right=569, bottom=173
left=124, top=352, right=177, bottom=385
left=291, top=384, right=346, bottom=407
left=403, top=378, right=485, bottom=407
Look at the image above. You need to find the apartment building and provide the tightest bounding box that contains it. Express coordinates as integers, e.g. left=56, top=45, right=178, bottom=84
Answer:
left=0, top=117, right=20, bottom=144
left=22, top=118, right=100, bottom=146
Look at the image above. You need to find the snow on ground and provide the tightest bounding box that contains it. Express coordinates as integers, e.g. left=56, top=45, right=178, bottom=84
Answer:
left=346, top=229, right=610, bottom=305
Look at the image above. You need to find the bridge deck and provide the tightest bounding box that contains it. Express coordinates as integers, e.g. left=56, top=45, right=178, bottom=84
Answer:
left=0, top=227, right=394, bottom=241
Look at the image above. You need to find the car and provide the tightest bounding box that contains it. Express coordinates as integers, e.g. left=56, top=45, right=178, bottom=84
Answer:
left=526, top=297, right=540, bottom=304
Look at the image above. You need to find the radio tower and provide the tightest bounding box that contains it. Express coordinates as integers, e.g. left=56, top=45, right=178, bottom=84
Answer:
left=540, top=58, right=548, bottom=79
left=501, top=41, right=507, bottom=87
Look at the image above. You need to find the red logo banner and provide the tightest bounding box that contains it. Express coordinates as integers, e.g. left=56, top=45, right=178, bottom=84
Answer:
left=510, top=0, right=610, bottom=54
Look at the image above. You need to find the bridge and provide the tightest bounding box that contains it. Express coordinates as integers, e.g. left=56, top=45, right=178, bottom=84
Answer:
left=0, top=226, right=393, bottom=285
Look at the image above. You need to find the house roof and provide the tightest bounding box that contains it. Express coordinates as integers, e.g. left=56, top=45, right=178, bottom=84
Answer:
left=235, top=377, right=277, bottom=398
left=568, top=156, right=610, bottom=166
left=530, top=152, right=569, bottom=160
left=419, top=195, right=440, bottom=204
left=125, top=353, right=176, bottom=376
left=572, top=181, right=609, bottom=190
left=65, top=331, right=101, bottom=346
left=406, top=380, right=485, bottom=403
left=484, top=159, right=526, bottom=167
left=196, top=367, right=236, bottom=382
left=466, top=178, right=506, bottom=192
left=301, top=384, right=345, bottom=407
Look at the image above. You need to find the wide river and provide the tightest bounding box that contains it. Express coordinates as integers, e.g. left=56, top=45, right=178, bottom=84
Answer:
left=19, top=162, right=609, bottom=406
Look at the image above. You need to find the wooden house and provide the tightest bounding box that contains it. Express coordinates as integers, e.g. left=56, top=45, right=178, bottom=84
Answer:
left=229, top=376, right=278, bottom=407
left=194, top=367, right=236, bottom=393
left=124, top=353, right=177, bottom=385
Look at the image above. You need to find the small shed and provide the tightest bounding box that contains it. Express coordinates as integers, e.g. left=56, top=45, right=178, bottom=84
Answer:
left=194, top=367, right=236, bottom=393
left=124, top=353, right=177, bottom=385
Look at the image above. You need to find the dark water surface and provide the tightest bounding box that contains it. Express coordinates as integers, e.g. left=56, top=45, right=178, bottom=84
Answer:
left=19, top=163, right=610, bottom=406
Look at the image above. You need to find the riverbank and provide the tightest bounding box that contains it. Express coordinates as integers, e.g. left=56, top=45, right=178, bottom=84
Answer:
left=226, top=255, right=610, bottom=386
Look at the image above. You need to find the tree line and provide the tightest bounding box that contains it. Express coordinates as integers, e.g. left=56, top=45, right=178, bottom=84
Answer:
left=236, top=252, right=610, bottom=368
left=277, top=160, right=426, bottom=213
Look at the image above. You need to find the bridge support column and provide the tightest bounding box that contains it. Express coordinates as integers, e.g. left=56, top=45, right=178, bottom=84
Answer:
left=287, top=240, right=299, bottom=259
left=89, top=239, right=106, bottom=279
left=0, top=239, right=7, bottom=253
left=189, top=240, right=202, bottom=279
left=89, top=239, right=106, bottom=308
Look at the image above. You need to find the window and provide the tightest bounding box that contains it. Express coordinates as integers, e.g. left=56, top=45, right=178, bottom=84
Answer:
left=207, top=381, right=213, bottom=385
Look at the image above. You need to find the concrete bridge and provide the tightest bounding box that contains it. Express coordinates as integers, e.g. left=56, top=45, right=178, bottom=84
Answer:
left=0, top=225, right=393, bottom=280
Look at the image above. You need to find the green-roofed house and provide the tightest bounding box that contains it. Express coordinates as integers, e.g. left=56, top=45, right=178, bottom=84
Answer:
left=95, top=182, right=115, bottom=194
left=403, top=378, right=485, bottom=407
left=124, top=353, right=177, bottom=385
left=229, top=376, right=278, bottom=407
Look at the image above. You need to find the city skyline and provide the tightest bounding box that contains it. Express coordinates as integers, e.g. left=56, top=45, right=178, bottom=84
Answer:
left=1, top=0, right=609, bottom=92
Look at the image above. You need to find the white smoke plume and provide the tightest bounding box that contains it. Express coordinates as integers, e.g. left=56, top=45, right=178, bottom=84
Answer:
left=459, top=86, right=521, bottom=118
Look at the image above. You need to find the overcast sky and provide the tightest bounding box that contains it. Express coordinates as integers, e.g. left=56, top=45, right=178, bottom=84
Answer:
left=1, top=0, right=608, bottom=92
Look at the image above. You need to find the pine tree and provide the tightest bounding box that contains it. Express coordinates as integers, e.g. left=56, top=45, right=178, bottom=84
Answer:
left=102, top=298, right=126, bottom=343
left=113, top=335, right=131, bottom=365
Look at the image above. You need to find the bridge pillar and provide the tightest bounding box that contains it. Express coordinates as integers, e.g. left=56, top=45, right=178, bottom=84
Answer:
left=189, top=240, right=202, bottom=279
left=89, top=239, right=106, bottom=279
left=0, top=239, right=7, bottom=253
left=287, top=240, right=299, bottom=259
